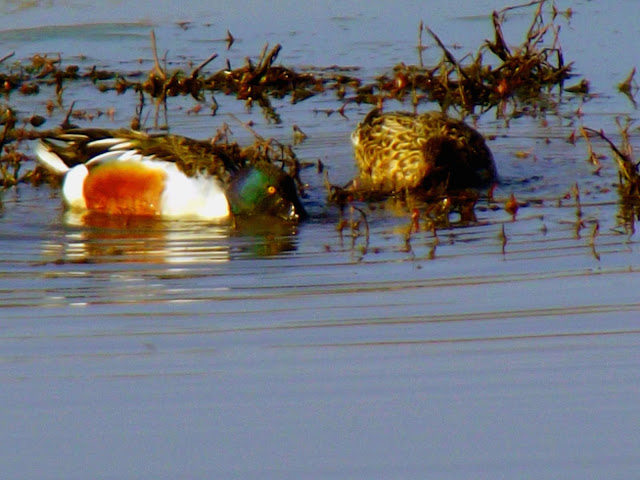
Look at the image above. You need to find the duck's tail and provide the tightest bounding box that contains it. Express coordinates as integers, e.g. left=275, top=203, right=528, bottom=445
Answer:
left=34, top=141, right=71, bottom=176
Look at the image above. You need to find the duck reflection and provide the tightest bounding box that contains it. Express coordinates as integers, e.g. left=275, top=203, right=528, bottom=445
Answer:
left=230, top=215, right=301, bottom=257
left=41, top=211, right=300, bottom=264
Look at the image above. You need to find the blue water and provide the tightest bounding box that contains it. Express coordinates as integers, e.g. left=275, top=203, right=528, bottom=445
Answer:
left=2, top=1, right=640, bottom=479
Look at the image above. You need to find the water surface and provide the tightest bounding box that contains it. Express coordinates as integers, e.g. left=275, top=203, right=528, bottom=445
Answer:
left=2, top=1, right=640, bottom=479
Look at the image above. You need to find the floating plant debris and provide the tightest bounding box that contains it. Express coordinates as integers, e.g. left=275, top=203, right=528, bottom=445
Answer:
left=0, top=1, right=580, bottom=116
left=349, top=0, right=576, bottom=116
left=583, top=121, right=639, bottom=196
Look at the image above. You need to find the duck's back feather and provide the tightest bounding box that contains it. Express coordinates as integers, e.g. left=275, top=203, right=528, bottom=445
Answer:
left=38, top=128, right=246, bottom=183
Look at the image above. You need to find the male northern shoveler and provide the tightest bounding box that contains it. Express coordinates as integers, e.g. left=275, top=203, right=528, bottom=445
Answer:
left=351, top=109, right=497, bottom=192
left=35, top=129, right=306, bottom=222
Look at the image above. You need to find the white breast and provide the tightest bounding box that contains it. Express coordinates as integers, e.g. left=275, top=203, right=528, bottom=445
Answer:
left=159, top=163, right=230, bottom=219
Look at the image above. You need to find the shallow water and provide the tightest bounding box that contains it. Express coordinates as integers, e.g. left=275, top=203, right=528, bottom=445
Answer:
left=2, top=1, right=640, bottom=479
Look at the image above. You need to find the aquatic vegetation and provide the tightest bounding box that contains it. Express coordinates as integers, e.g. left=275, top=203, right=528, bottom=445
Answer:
left=347, top=0, right=576, bottom=117
left=0, top=1, right=579, bottom=120
left=582, top=120, right=640, bottom=227
left=618, top=68, right=638, bottom=108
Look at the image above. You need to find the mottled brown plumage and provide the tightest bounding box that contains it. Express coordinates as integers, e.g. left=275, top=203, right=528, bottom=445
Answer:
left=351, top=109, right=497, bottom=192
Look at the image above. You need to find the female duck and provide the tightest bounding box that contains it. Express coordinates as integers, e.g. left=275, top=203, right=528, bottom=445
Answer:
left=351, top=109, right=497, bottom=192
left=35, top=128, right=306, bottom=222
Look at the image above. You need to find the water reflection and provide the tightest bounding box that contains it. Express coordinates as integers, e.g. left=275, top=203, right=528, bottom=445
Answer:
left=230, top=215, right=301, bottom=257
left=40, top=211, right=301, bottom=265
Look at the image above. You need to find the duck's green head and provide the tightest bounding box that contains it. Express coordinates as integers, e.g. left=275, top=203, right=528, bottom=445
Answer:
left=226, top=163, right=307, bottom=222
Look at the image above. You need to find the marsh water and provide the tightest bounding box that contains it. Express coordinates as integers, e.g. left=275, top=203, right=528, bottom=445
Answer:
left=3, top=1, right=640, bottom=478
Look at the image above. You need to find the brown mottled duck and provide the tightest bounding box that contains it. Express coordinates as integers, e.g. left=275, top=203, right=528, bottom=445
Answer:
left=351, top=109, right=497, bottom=192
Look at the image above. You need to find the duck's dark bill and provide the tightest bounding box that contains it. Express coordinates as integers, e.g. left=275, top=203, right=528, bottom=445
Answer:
left=285, top=197, right=307, bottom=223
left=261, top=199, right=306, bottom=223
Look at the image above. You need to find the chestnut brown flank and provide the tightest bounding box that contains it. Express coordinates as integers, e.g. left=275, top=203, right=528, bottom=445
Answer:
left=83, top=162, right=166, bottom=216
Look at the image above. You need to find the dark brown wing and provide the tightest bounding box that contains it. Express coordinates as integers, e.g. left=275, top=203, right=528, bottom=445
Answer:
left=418, top=113, right=497, bottom=188
left=39, top=128, right=246, bottom=183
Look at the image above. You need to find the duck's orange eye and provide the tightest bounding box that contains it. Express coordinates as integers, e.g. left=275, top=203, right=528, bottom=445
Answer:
left=267, top=185, right=277, bottom=195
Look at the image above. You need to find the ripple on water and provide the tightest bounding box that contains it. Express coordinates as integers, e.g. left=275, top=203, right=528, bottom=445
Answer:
left=3, top=3, right=640, bottom=479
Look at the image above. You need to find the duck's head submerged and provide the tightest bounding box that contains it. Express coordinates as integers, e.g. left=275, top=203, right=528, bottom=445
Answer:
left=226, top=163, right=307, bottom=223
